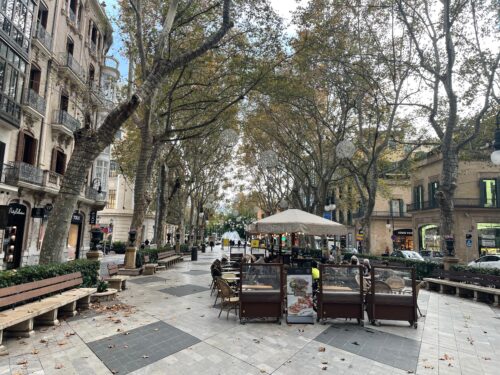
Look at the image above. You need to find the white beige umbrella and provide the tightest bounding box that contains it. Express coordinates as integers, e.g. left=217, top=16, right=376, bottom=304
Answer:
left=246, top=209, right=347, bottom=236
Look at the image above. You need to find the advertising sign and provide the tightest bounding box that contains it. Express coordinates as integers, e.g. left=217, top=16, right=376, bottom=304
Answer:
left=251, top=239, right=260, bottom=248
left=286, top=268, right=314, bottom=324
left=223, top=238, right=230, bottom=247
left=89, top=211, right=97, bottom=225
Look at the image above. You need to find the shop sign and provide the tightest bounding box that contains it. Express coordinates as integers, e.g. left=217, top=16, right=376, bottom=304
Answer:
left=8, top=205, right=26, bottom=216
left=89, top=211, right=97, bottom=224
left=356, top=234, right=364, bottom=241
left=394, top=229, right=413, bottom=236
left=286, top=268, right=314, bottom=324
left=481, top=239, right=496, bottom=247
left=251, top=239, right=260, bottom=248
left=71, top=213, right=82, bottom=224
left=31, top=207, right=47, bottom=219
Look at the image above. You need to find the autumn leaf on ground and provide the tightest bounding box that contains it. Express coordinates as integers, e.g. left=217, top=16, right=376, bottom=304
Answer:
left=64, top=332, right=76, bottom=337
left=40, top=337, right=49, bottom=343
left=483, top=357, right=491, bottom=360
left=16, top=359, right=28, bottom=365
left=31, top=349, right=39, bottom=355
left=439, top=354, right=453, bottom=361
left=322, top=366, right=327, bottom=370
left=57, top=341, right=68, bottom=346
left=318, top=347, right=326, bottom=352
left=55, top=363, right=64, bottom=369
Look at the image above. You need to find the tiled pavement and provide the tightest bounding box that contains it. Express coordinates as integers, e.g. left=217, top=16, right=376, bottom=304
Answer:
left=1, top=247, right=499, bottom=374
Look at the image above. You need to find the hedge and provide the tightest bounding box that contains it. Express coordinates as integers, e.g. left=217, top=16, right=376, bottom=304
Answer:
left=0, top=259, right=100, bottom=288
left=138, top=244, right=174, bottom=263
left=450, top=265, right=500, bottom=276
left=112, top=241, right=127, bottom=254
left=343, top=253, right=442, bottom=280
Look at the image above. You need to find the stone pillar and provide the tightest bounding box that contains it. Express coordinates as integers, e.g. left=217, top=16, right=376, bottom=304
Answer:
left=124, top=230, right=137, bottom=269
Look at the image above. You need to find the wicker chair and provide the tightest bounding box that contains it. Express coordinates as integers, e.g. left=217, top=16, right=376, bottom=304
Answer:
left=217, top=278, right=239, bottom=319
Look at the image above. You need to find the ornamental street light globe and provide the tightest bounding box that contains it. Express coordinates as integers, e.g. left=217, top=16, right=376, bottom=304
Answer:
left=258, top=150, right=279, bottom=169
left=336, top=139, right=356, bottom=159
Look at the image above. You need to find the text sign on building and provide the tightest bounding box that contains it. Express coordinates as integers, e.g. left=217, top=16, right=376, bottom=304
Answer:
left=71, top=213, right=82, bottom=224
left=89, top=211, right=97, bottom=225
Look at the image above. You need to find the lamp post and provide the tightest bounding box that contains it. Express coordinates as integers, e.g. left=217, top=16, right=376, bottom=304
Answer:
left=491, top=110, right=500, bottom=165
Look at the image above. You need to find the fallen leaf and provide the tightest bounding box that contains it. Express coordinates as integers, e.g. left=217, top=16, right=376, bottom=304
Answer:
left=141, top=355, right=149, bottom=359
left=64, top=332, right=76, bottom=337
left=483, top=357, right=491, bottom=360
left=111, top=369, right=119, bottom=374
left=57, top=341, right=68, bottom=346
left=31, top=349, right=39, bottom=355
left=351, top=341, right=360, bottom=346
left=123, top=345, right=129, bottom=349
left=108, top=344, right=115, bottom=349
left=322, top=366, right=327, bottom=370
left=448, top=363, right=453, bottom=367
left=424, top=364, right=434, bottom=369
left=340, top=358, right=345, bottom=361
left=116, top=328, right=122, bottom=332
left=318, top=347, right=326, bottom=352
left=55, top=363, right=64, bottom=369
left=253, top=339, right=260, bottom=344
left=124, top=332, right=130, bottom=335
left=321, top=361, right=328, bottom=364
left=16, top=359, right=28, bottom=365
left=40, top=337, right=49, bottom=343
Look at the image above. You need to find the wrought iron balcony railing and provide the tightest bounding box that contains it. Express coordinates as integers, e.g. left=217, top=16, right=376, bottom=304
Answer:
left=407, top=198, right=499, bottom=211
left=23, top=89, right=46, bottom=115
left=352, top=210, right=411, bottom=219
left=4, top=161, right=43, bottom=186
left=60, top=53, right=85, bottom=82
left=34, top=24, right=52, bottom=51
left=52, top=110, right=81, bottom=133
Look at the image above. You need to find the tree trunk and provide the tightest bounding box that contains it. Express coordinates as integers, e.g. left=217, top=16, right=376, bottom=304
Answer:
left=437, top=144, right=459, bottom=252
left=130, top=107, right=154, bottom=245
left=361, top=165, right=378, bottom=254
left=156, top=164, right=168, bottom=246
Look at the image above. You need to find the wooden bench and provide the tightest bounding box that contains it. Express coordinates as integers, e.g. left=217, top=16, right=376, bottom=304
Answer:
left=157, top=250, right=183, bottom=268
left=0, top=272, right=96, bottom=355
left=142, top=255, right=166, bottom=275
left=424, top=270, right=500, bottom=306
left=104, top=264, right=129, bottom=291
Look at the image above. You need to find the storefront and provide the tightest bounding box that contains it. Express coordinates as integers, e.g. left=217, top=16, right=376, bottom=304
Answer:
left=2, top=203, right=28, bottom=269
left=418, top=224, right=440, bottom=251
left=393, top=229, right=413, bottom=250
left=477, top=223, right=500, bottom=255
left=67, top=212, right=84, bottom=260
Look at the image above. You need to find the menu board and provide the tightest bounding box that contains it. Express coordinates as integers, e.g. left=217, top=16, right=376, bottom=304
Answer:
left=286, top=268, right=314, bottom=324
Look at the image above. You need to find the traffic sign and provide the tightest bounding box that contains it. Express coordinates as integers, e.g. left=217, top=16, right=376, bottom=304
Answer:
left=466, top=239, right=472, bottom=248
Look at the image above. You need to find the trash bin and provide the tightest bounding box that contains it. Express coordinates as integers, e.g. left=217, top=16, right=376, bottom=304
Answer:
left=191, top=246, right=198, bottom=261
left=201, top=244, right=206, bottom=253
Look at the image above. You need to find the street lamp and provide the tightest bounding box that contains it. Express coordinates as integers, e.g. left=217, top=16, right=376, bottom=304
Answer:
left=491, top=110, right=500, bottom=165
left=92, top=177, right=102, bottom=193
left=324, top=201, right=336, bottom=220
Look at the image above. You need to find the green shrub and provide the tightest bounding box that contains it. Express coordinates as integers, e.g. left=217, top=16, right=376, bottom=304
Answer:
left=342, top=253, right=442, bottom=279
left=0, top=259, right=100, bottom=288
left=112, top=241, right=127, bottom=254
left=97, top=280, right=108, bottom=293
left=138, top=245, right=175, bottom=263
left=180, top=244, right=189, bottom=253
left=450, top=265, right=500, bottom=276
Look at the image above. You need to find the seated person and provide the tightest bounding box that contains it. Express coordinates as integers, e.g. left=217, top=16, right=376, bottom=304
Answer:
left=312, top=261, right=320, bottom=290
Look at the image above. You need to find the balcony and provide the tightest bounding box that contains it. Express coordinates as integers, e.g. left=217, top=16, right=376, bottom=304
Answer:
left=33, top=25, right=53, bottom=52
left=0, top=92, right=21, bottom=128
left=4, top=162, right=43, bottom=186
left=407, top=198, right=499, bottom=212
left=59, top=53, right=85, bottom=83
left=52, top=110, right=80, bottom=137
left=42, top=170, right=63, bottom=190
left=352, top=210, right=412, bottom=219
left=23, top=89, right=46, bottom=116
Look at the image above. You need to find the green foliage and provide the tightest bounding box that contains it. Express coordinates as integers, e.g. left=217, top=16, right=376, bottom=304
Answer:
left=450, top=265, right=500, bottom=276
left=0, top=259, right=100, bottom=288
left=112, top=241, right=127, bottom=254
left=97, top=280, right=108, bottom=293
left=138, top=245, right=174, bottom=263
left=180, top=244, right=190, bottom=253
left=343, top=253, right=442, bottom=279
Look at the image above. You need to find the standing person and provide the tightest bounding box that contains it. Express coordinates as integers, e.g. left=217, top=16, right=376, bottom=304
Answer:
left=209, top=240, right=215, bottom=252
left=237, top=240, right=241, bottom=248
left=362, top=259, right=371, bottom=277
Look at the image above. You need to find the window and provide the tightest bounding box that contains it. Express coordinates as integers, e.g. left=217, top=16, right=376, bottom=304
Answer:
left=106, top=189, right=116, bottom=209
left=95, top=159, right=108, bottom=191
left=0, top=0, right=35, bottom=52
left=28, top=64, right=40, bottom=93
left=88, top=64, right=94, bottom=85
left=389, top=199, right=405, bottom=216
left=428, top=181, right=439, bottom=208
left=51, top=148, right=66, bottom=174
left=413, top=185, right=423, bottom=210
left=480, top=179, right=498, bottom=208
left=60, top=92, right=68, bottom=112
left=15, top=130, right=37, bottom=164
left=37, top=2, right=48, bottom=29
left=0, top=39, right=25, bottom=122
left=66, top=37, right=74, bottom=55
left=109, top=160, right=117, bottom=177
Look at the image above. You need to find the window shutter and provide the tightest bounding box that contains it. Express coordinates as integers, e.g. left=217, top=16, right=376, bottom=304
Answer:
left=15, top=132, right=25, bottom=162
left=428, top=183, right=433, bottom=207
left=399, top=199, right=404, bottom=215
left=495, top=179, right=500, bottom=208
left=479, top=179, right=486, bottom=207
left=61, top=152, right=67, bottom=175
left=50, top=148, right=57, bottom=171
left=389, top=200, right=393, bottom=216
left=29, top=137, right=38, bottom=165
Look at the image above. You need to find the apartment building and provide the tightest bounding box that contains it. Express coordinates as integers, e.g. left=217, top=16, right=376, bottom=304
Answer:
left=0, top=0, right=118, bottom=269
left=407, top=152, right=500, bottom=264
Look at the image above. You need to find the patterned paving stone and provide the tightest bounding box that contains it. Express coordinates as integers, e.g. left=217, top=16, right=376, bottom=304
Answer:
left=128, top=276, right=168, bottom=285
left=87, top=321, right=200, bottom=375
left=158, top=284, right=210, bottom=297
left=314, top=325, right=420, bottom=372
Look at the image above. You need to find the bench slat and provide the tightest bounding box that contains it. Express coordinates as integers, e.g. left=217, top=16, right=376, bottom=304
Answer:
left=0, top=278, right=82, bottom=308
left=0, top=272, right=83, bottom=299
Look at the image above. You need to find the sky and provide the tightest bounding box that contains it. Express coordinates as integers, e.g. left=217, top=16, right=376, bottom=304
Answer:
left=104, top=0, right=306, bottom=81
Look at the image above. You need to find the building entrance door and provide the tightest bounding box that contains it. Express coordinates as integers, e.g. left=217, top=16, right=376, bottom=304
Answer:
left=4, top=203, right=27, bottom=269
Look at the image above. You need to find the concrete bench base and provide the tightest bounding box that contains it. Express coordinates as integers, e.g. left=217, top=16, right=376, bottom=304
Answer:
left=424, top=278, right=500, bottom=307
left=0, top=288, right=95, bottom=355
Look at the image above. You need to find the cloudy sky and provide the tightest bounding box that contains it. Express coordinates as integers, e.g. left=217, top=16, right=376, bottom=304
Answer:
left=106, top=0, right=306, bottom=80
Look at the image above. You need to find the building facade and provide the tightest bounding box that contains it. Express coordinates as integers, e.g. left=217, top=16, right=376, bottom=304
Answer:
left=0, top=0, right=117, bottom=269
left=407, top=153, right=500, bottom=264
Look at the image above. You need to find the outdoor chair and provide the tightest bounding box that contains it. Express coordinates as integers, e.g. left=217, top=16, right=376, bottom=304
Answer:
left=217, top=278, right=239, bottom=319
left=386, top=276, right=405, bottom=293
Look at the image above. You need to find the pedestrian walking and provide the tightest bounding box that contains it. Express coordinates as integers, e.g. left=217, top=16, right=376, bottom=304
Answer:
left=209, top=240, right=214, bottom=251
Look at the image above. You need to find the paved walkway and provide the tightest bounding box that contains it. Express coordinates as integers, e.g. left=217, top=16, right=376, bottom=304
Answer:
left=1, top=247, right=499, bottom=374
